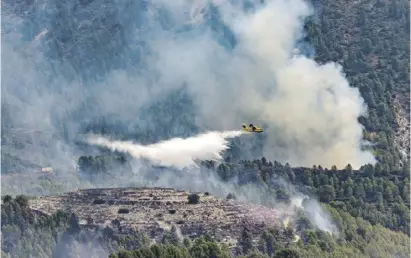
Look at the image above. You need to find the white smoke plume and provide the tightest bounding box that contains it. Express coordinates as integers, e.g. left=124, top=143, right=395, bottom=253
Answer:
left=300, top=197, right=339, bottom=235
left=87, top=131, right=244, bottom=169
left=2, top=0, right=377, bottom=196
left=266, top=177, right=339, bottom=234
left=150, top=0, right=376, bottom=168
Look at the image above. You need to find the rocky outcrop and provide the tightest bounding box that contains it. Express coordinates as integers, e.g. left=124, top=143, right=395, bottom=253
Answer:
left=393, top=99, right=410, bottom=165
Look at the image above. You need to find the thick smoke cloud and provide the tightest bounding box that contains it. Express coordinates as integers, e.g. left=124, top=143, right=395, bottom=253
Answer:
left=2, top=0, right=375, bottom=178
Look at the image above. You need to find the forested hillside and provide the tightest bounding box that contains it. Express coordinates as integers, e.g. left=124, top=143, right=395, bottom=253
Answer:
left=214, top=158, right=410, bottom=236
left=306, top=0, right=410, bottom=170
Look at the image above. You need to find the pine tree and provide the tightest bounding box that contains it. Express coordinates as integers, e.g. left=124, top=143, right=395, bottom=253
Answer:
left=239, top=225, right=253, bottom=255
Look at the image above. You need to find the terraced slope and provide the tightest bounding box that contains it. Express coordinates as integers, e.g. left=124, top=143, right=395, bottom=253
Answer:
left=29, top=187, right=282, bottom=245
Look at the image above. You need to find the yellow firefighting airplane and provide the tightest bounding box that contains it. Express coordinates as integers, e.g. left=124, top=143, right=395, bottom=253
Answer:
left=242, top=123, right=264, bottom=133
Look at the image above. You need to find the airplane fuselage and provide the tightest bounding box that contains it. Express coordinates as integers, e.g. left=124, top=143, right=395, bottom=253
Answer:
left=242, top=124, right=264, bottom=133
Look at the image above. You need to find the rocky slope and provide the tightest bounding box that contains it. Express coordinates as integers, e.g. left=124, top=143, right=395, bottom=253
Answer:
left=29, top=187, right=283, bottom=246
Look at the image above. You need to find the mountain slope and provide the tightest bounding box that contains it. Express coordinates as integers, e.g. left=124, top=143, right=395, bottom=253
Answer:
left=306, top=0, right=410, bottom=169
left=2, top=192, right=409, bottom=258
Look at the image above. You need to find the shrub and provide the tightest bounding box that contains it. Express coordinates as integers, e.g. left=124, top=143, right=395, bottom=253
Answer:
left=15, top=195, right=29, bottom=207
left=2, top=195, right=12, bottom=202
left=86, top=217, right=94, bottom=224
left=93, top=199, right=105, bottom=204
left=187, top=193, right=200, bottom=204
left=118, top=208, right=130, bottom=214
left=226, top=193, right=236, bottom=200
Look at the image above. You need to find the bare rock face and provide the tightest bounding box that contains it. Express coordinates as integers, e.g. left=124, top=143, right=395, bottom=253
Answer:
left=29, top=187, right=280, bottom=245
